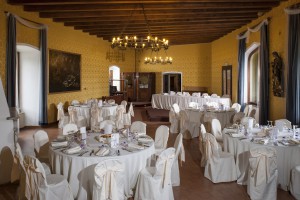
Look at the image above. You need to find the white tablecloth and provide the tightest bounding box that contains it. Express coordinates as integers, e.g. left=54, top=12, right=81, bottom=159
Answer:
left=223, top=128, right=300, bottom=190
left=151, top=94, right=231, bottom=110
left=184, top=109, right=235, bottom=137
left=69, top=104, right=117, bottom=127
left=49, top=134, right=155, bottom=199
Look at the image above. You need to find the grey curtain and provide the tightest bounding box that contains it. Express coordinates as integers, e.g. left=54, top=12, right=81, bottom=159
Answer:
left=237, top=38, right=246, bottom=109
left=5, top=14, right=16, bottom=108
left=39, top=28, right=48, bottom=125
left=286, top=14, right=300, bottom=125
left=259, top=24, right=270, bottom=125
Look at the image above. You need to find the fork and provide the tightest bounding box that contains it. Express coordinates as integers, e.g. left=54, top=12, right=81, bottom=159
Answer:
left=78, top=150, right=89, bottom=156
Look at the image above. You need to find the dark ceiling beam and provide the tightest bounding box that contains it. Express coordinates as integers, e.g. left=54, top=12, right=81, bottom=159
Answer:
left=55, top=15, right=255, bottom=23
left=8, top=0, right=286, bottom=5
left=39, top=8, right=270, bottom=18
left=70, top=19, right=251, bottom=29
left=24, top=2, right=279, bottom=12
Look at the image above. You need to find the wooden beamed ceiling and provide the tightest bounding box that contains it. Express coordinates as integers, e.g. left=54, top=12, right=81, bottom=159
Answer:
left=8, top=0, right=286, bottom=45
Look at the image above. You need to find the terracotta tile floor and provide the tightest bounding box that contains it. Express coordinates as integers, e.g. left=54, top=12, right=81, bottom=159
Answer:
left=0, top=107, right=294, bottom=200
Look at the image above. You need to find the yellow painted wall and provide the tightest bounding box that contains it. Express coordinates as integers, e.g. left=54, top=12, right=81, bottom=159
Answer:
left=138, top=43, right=212, bottom=93
left=211, top=0, right=300, bottom=121
left=0, top=0, right=135, bottom=123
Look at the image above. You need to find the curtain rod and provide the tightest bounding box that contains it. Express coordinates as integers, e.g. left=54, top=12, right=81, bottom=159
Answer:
left=4, top=11, right=44, bottom=26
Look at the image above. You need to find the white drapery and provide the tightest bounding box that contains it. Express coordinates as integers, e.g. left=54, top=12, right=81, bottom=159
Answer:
left=237, top=19, right=269, bottom=43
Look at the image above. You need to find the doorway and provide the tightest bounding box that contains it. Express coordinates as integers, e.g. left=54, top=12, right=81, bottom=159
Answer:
left=17, top=44, right=40, bottom=126
left=162, top=72, right=182, bottom=93
left=109, top=66, right=120, bottom=96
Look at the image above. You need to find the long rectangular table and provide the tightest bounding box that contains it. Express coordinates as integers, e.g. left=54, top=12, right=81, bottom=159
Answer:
left=151, top=94, right=231, bottom=110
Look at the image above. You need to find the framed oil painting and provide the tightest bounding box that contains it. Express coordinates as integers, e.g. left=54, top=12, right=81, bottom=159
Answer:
left=49, top=49, right=81, bottom=93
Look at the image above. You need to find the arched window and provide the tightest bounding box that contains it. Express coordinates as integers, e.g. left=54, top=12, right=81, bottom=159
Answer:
left=244, top=43, right=260, bottom=105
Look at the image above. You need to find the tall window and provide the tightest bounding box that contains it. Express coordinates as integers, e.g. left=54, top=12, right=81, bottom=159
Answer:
left=244, top=43, right=260, bottom=105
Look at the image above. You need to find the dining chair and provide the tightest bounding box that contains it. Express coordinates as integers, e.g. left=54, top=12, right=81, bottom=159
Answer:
left=171, top=133, right=185, bottom=186
left=107, top=99, right=115, bottom=104
left=120, top=100, right=127, bottom=112
left=188, top=102, right=198, bottom=109
left=63, top=123, right=78, bottom=135
left=90, top=105, right=100, bottom=131
left=202, top=93, right=209, bottom=97
left=56, top=102, right=69, bottom=129
left=192, top=92, right=201, bottom=97
left=232, top=112, right=245, bottom=124
left=243, top=104, right=252, bottom=117
left=240, top=117, right=256, bottom=128
left=115, top=105, right=125, bottom=129
left=290, top=165, right=300, bottom=200
left=92, top=159, right=125, bottom=200
left=123, top=103, right=134, bottom=128
left=169, top=103, right=180, bottom=134
left=33, top=130, right=50, bottom=163
left=211, top=93, right=218, bottom=98
left=71, top=99, right=80, bottom=105
left=134, top=148, right=175, bottom=200
left=231, top=103, right=241, bottom=112
left=204, top=133, right=237, bottom=183
left=130, top=121, right=147, bottom=134
left=179, top=110, right=192, bottom=139
left=275, top=119, right=292, bottom=129
left=247, top=146, right=278, bottom=200
left=23, top=155, right=74, bottom=200
left=199, top=124, right=207, bottom=167
left=154, top=125, right=170, bottom=155
left=210, top=119, right=223, bottom=142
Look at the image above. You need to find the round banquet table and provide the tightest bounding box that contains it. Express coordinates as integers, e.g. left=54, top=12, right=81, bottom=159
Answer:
left=49, top=133, right=155, bottom=199
left=222, top=128, right=300, bottom=191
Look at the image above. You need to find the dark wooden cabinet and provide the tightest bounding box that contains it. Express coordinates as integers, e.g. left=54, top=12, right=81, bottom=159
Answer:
left=121, top=72, right=155, bottom=102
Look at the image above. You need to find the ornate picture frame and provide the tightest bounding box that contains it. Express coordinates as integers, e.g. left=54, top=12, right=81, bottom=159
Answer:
left=49, top=49, right=81, bottom=93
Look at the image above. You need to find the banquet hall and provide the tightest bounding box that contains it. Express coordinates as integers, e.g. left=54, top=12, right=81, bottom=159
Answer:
left=0, top=0, right=300, bottom=199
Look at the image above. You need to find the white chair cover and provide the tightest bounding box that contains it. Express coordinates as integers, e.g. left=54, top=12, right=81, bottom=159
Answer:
left=199, top=124, right=207, bottom=167
left=192, top=92, right=201, bottom=97
left=130, top=121, right=146, bottom=134
left=33, top=130, right=49, bottom=163
left=247, top=146, right=278, bottom=200
left=123, top=104, right=133, bottom=127
left=202, top=93, right=209, bottom=97
left=68, top=107, right=78, bottom=124
left=240, top=117, right=256, bottom=128
left=134, top=148, right=175, bottom=200
left=243, top=104, right=252, bottom=117
left=248, top=107, right=257, bottom=118
left=115, top=105, right=126, bottom=129
left=100, top=120, right=116, bottom=130
left=290, top=165, right=300, bottom=200
left=91, top=105, right=100, bottom=131
left=57, top=102, right=69, bottom=129
left=188, top=102, right=198, bottom=109
left=12, top=143, right=51, bottom=184
left=128, top=103, right=134, bottom=117
left=121, top=100, right=127, bottom=112
left=204, top=133, right=237, bottom=183
left=169, top=103, right=180, bottom=134
left=93, top=159, right=125, bottom=200
left=275, top=119, right=292, bottom=129
left=179, top=110, right=190, bottom=138
left=182, top=92, right=190, bottom=96
left=211, top=93, right=218, bottom=98
left=176, top=92, right=182, bottom=96
left=211, top=119, right=223, bottom=143
left=171, top=133, right=185, bottom=186
left=231, top=103, right=241, bottom=112
left=63, top=123, right=78, bottom=135
left=23, top=155, right=74, bottom=200
left=107, top=99, right=115, bottom=104
left=154, top=125, right=170, bottom=155
left=232, top=112, right=245, bottom=124
left=222, top=94, right=230, bottom=98
left=169, top=91, right=176, bottom=95
left=71, top=100, right=80, bottom=105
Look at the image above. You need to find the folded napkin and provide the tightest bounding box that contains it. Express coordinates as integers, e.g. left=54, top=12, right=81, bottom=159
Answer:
left=134, top=132, right=146, bottom=137
left=138, top=137, right=153, bottom=143
left=288, top=139, right=300, bottom=145
left=95, top=147, right=110, bottom=156
left=51, top=141, right=68, bottom=147
left=257, top=131, right=267, bottom=137
left=65, top=146, right=81, bottom=154
left=128, top=143, right=144, bottom=150
left=256, top=138, right=269, bottom=144
left=230, top=133, right=245, bottom=138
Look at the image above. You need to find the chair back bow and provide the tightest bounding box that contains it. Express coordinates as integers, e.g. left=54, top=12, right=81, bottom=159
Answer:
left=155, top=148, right=175, bottom=188
left=249, top=147, right=277, bottom=186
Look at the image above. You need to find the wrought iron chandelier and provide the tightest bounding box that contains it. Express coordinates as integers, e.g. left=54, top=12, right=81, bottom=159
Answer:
left=144, top=56, right=173, bottom=65
left=111, top=4, right=169, bottom=52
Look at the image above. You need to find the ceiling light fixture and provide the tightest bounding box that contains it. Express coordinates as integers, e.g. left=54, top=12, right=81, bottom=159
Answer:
left=111, top=4, right=169, bottom=52
left=144, top=56, right=173, bottom=65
